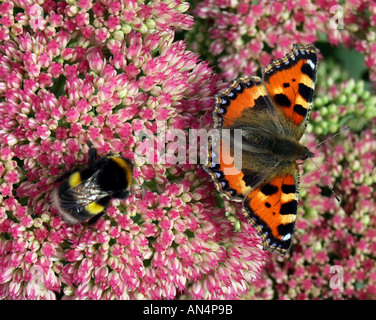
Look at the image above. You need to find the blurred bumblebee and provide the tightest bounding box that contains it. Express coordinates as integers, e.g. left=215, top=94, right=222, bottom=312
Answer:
left=52, top=140, right=133, bottom=226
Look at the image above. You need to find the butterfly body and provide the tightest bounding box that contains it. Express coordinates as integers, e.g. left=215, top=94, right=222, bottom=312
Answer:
left=205, top=44, right=318, bottom=256
left=241, top=126, right=314, bottom=162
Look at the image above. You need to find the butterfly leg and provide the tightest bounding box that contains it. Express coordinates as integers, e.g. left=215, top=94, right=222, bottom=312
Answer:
left=77, top=222, right=89, bottom=245
left=86, top=140, right=98, bottom=168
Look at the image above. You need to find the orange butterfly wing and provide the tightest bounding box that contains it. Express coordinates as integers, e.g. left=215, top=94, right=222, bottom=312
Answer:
left=264, top=43, right=317, bottom=139
left=206, top=76, right=275, bottom=201
left=243, top=169, right=300, bottom=256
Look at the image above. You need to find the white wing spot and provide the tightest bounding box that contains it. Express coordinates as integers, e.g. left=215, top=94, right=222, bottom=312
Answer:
left=282, top=233, right=292, bottom=241
left=307, top=59, right=315, bottom=69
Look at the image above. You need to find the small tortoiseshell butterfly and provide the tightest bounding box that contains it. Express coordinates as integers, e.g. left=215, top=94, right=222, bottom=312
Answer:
left=205, top=44, right=318, bottom=256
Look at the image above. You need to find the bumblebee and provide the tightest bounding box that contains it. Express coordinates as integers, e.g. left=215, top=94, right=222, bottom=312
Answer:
left=52, top=141, right=133, bottom=226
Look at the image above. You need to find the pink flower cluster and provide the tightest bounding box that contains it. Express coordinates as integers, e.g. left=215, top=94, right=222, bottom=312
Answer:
left=251, top=129, right=376, bottom=299
left=191, top=0, right=376, bottom=85
left=186, top=2, right=376, bottom=298
left=0, top=0, right=267, bottom=299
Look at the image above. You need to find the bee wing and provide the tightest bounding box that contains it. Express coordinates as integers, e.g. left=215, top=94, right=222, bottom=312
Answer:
left=60, top=171, right=111, bottom=210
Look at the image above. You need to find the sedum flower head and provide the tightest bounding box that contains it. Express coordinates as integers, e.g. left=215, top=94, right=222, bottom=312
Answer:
left=0, top=0, right=267, bottom=299
left=188, top=0, right=376, bottom=87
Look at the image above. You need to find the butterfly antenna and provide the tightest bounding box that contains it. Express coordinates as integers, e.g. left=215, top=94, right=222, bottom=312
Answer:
left=308, top=125, right=350, bottom=203
left=314, top=126, right=350, bottom=148
left=309, top=156, right=341, bottom=203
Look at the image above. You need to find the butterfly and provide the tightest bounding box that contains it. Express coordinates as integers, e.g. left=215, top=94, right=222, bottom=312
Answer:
left=205, top=44, right=318, bottom=256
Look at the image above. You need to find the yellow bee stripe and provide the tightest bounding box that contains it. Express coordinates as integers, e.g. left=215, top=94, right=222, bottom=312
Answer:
left=68, top=172, right=82, bottom=188
left=110, top=157, right=132, bottom=187
left=86, top=202, right=105, bottom=215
